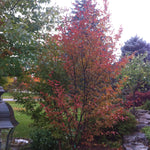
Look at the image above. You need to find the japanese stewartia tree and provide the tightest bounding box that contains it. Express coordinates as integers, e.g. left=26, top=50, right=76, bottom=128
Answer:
left=41, top=0, right=129, bottom=148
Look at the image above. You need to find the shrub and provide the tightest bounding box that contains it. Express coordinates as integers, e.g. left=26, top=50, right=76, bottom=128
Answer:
left=114, top=112, right=137, bottom=136
left=124, top=91, right=150, bottom=109
left=30, top=128, right=59, bottom=150
left=94, top=112, right=137, bottom=148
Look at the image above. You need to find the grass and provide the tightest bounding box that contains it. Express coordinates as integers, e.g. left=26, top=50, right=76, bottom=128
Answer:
left=2, top=92, right=14, bottom=99
left=142, top=126, right=150, bottom=142
left=7, top=101, right=33, bottom=139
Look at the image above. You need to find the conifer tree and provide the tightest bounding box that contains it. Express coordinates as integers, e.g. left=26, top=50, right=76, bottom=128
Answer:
left=121, top=35, right=150, bottom=61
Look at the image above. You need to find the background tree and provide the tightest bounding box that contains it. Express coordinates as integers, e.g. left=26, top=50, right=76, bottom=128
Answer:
left=119, top=54, right=150, bottom=110
left=10, top=37, right=69, bottom=126
left=0, top=0, right=60, bottom=81
left=120, top=36, right=150, bottom=110
left=121, top=35, right=150, bottom=61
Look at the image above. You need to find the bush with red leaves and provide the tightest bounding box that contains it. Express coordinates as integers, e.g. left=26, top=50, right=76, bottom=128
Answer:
left=124, top=91, right=150, bottom=108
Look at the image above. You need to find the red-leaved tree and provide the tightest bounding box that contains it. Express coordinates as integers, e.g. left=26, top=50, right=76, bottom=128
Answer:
left=42, top=0, right=128, bottom=149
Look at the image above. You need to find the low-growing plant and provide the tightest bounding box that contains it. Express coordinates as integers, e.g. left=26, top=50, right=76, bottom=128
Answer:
left=140, top=100, right=150, bottom=110
left=30, top=128, right=59, bottom=150
left=125, top=91, right=150, bottom=109
left=113, top=112, right=137, bottom=137
left=142, top=126, right=150, bottom=142
left=94, top=112, right=137, bottom=147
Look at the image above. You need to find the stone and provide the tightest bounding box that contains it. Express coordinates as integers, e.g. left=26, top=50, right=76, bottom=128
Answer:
left=123, top=109, right=150, bottom=150
left=123, top=143, right=148, bottom=150
left=123, top=132, right=148, bottom=145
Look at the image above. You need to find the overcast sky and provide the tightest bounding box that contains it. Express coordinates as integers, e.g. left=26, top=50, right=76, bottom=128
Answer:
left=52, top=0, right=150, bottom=45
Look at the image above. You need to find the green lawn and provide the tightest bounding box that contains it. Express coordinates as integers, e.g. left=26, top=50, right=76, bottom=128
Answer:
left=2, top=92, right=13, bottom=99
left=7, top=101, right=33, bottom=138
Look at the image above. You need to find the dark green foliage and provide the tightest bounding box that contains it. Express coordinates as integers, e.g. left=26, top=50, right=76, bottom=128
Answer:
left=0, top=77, right=7, bottom=87
left=30, top=128, right=59, bottom=150
left=0, top=57, right=22, bottom=77
left=140, top=100, right=150, bottom=110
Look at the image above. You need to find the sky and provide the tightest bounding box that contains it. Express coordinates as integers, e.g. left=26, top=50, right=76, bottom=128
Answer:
left=52, top=0, right=150, bottom=46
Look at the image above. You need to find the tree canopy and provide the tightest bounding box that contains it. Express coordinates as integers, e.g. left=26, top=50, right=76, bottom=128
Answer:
left=121, top=35, right=150, bottom=61
left=0, top=0, right=60, bottom=77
